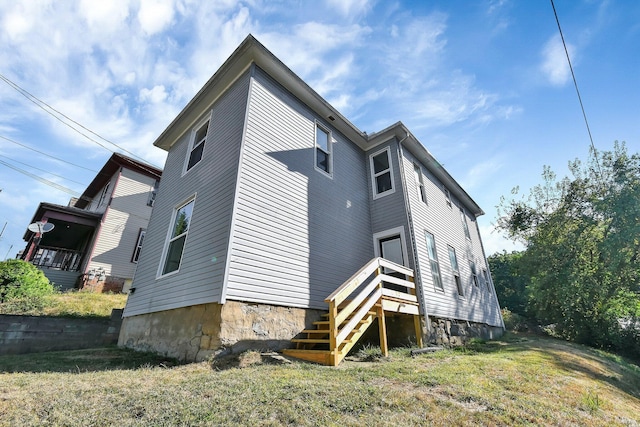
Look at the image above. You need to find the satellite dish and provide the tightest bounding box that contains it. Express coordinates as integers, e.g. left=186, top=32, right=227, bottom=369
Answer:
left=27, top=221, right=55, bottom=234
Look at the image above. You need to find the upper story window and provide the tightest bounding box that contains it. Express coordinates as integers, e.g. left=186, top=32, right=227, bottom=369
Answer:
left=460, top=208, right=471, bottom=239
left=314, top=123, right=332, bottom=176
left=444, top=187, right=452, bottom=208
left=185, top=116, right=210, bottom=173
left=97, top=181, right=111, bottom=207
left=414, top=164, right=427, bottom=204
left=370, top=147, right=395, bottom=199
left=161, top=198, right=195, bottom=275
left=424, top=231, right=443, bottom=290
left=470, top=261, right=479, bottom=287
left=147, top=180, right=159, bottom=207
left=448, top=246, right=464, bottom=297
left=132, top=229, right=146, bottom=263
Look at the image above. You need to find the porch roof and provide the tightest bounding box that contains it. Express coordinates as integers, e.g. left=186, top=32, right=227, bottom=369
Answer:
left=22, top=202, right=102, bottom=241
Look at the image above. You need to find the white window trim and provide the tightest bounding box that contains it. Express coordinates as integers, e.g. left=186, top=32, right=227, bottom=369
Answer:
left=444, top=187, right=452, bottom=208
left=413, top=163, right=427, bottom=204
left=182, top=112, right=212, bottom=176
left=369, top=146, right=395, bottom=200
left=157, top=194, right=196, bottom=278
left=425, top=230, right=444, bottom=292
left=314, top=121, right=333, bottom=178
left=131, top=229, right=146, bottom=263
left=448, top=245, right=464, bottom=298
left=372, top=226, right=409, bottom=267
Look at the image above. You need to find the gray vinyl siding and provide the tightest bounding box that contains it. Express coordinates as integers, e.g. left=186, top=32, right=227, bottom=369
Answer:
left=401, top=148, right=502, bottom=327
left=88, top=168, right=155, bottom=279
left=123, top=71, right=250, bottom=317
left=366, top=140, right=413, bottom=269
left=224, top=67, right=372, bottom=309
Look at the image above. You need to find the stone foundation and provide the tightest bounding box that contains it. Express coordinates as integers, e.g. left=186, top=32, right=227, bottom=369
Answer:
left=118, top=301, right=503, bottom=362
left=427, top=317, right=503, bottom=346
left=118, top=300, right=324, bottom=362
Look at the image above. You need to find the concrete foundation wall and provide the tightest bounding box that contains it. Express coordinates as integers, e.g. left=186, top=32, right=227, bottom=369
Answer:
left=118, top=300, right=324, bottom=362
left=0, top=309, right=123, bottom=355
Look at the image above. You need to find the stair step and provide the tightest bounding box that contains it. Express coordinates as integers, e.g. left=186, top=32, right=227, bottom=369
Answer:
left=301, top=329, right=329, bottom=335
left=292, top=338, right=352, bottom=344
left=282, top=349, right=334, bottom=365
left=291, top=338, right=330, bottom=344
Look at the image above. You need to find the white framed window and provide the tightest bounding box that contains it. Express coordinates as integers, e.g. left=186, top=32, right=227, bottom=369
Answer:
left=160, top=197, right=195, bottom=276
left=425, top=231, right=443, bottom=290
left=97, top=181, right=111, bottom=207
left=448, top=245, right=464, bottom=297
left=460, top=208, right=471, bottom=239
left=444, top=187, right=452, bottom=208
left=147, top=180, right=159, bottom=207
left=314, top=123, right=333, bottom=176
left=483, top=269, right=491, bottom=291
left=131, top=229, right=146, bottom=263
left=470, top=261, right=479, bottom=287
left=370, top=147, right=395, bottom=199
left=414, top=164, right=427, bottom=204
left=184, top=114, right=211, bottom=174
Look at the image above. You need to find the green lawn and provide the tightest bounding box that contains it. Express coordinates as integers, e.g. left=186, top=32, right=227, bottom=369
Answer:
left=0, top=290, right=128, bottom=317
left=0, top=333, right=638, bottom=426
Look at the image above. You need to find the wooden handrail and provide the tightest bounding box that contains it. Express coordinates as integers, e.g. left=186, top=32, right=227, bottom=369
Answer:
left=325, top=257, right=417, bottom=365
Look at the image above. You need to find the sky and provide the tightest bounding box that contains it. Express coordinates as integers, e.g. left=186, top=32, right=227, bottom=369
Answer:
left=0, top=0, right=639, bottom=261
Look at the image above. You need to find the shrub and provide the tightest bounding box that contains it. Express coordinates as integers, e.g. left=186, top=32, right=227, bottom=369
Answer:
left=0, top=260, right=54, bottom=309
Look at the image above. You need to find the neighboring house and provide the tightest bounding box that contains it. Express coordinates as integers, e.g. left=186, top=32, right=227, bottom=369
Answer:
left=21, top=153, right=162, bottom=293
left=119, top=35, right=504, bottom=365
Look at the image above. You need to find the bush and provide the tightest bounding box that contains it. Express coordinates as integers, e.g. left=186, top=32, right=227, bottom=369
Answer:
left=0, top=260, right=54, bottom=310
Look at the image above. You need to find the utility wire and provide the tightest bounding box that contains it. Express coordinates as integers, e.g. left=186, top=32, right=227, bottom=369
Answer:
left=0, top=153, right=86, bottom=186
left=0, top=73, right=157, bottom=166
left=0, top=158, right=80, bottom=196
left=0, top=134, right=98, bottom=172
left=550, top=0, right=604, bottom=181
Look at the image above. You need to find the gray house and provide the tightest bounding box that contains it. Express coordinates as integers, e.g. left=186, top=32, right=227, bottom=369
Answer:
left=119, top=35, right=503, bottom=365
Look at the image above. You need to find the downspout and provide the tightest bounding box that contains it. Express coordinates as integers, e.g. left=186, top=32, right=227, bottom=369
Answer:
left=397, top=132, right=432, bottom=340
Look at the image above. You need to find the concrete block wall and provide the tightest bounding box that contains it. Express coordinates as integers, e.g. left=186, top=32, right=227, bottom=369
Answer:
left=0, top=309, right=123, bottom=355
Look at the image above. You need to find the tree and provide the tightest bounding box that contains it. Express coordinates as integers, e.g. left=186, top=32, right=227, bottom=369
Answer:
left=487, top=251, right=528, bottom=317
left=497, top=142, right=640, bottom=355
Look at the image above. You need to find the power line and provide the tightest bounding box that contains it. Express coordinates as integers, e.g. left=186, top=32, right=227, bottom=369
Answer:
left=0, top=73, right=157, bottom=166
left=0, top=134, right=98, bottom=172
left=0, top=158, right=80, bottom=196
left=550, top=0, right=604, bottom=181
left=0, top=153, right=86, bottom=186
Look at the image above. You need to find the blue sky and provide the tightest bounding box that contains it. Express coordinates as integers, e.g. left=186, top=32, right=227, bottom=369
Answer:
left=0, top=0, right=639, bottom=260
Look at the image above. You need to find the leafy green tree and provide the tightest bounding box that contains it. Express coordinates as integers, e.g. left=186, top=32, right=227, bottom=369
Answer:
left=497, top=142, right=640, bottom=355
left=0, top=259, right=54, bottom=310
left=487, top=251, right=528, bottom=317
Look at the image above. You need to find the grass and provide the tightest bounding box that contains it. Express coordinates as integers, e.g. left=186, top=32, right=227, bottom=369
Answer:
left=0, top=290, right=128, bottom=318
left=0, top=333, right=638, bottom=426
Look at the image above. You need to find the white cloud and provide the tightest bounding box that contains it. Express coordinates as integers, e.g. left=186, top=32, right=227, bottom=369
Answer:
left=325, top=0, right=372, bottom=17
left=138, top=0, right=175, bottom=35
left=540, top=35, right=574, bottom=86
left=140, top=85, right=168, bottom=104
left=79, top=0, right=131, bottom=33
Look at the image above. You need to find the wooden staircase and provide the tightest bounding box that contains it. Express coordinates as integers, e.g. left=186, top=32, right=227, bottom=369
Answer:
left=283, top=258, right=423, bottom=366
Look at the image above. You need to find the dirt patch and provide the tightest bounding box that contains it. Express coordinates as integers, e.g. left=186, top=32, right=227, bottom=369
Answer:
left=210, top=351, right=292, bottom=370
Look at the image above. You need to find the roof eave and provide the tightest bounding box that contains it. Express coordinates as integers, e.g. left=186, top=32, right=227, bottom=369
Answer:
left=153, top=34, right=368, bottom=152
